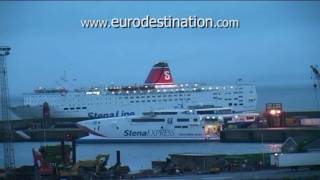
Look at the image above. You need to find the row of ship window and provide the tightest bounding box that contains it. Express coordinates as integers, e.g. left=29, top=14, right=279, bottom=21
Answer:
left=59, top=98, right=192, bottom=109
left=131, top=118, right=194, bottom=123
left=34, top=98, right=245, bottom=109
left=29, top=89, right=250, bottom=100
left=64, top=107, right=87, bottom=110
left=229, top=103, right=243, bottom=106
left=130, top=98, right=191, bottom=103
left=213, top=91, right=244, bottom=95
left=61, top=98, right=191, bottom=111
left=213, top=97, right=244, bottom=101
left=27, top=94, right=192, bottom=104
left=28, top=92, right=249, bottom=104
left=30, top=93, right=191, bottom=99
left=28, top=94, right=252, bottom=107
left=119, top=94, right=191, bottom=99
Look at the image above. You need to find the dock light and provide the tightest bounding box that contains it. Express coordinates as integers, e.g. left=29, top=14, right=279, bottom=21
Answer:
left=269, top=109, right=281, bottom=116
left=269, top=109, right=277, bottom=115
left=206, top=125, right=214, bottom=129
left=65, top=133, right=72, bottom=140
left=265, top=103, right=283, bottom=116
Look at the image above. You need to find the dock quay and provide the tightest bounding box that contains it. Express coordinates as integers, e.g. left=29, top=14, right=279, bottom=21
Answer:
left=1, top=126, right=319, bottom=143
left=220, top=127, right=320, bottom=143
left=0, top=128, right=87, bottom=142
left=0, top=118, right=88, bottom=142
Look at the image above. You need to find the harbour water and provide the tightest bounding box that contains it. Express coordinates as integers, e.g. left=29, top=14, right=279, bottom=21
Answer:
left=0, top=142, right=281, bottom=171
left=257, top=84, right=319, bottom=112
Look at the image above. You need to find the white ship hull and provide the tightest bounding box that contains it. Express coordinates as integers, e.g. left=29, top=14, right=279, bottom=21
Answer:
left=77, top=111, right=222, bottom=142
left=11, top=62, right=257, bottom=120
left=12, top=85, right=257, bottom=120
left=77, top=134, right=218, bottom=143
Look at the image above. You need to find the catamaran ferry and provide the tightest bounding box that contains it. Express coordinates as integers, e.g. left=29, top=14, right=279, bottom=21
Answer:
left=11, top=62, right=257, bottom=120
left=77, top=107, right=259, bottom=142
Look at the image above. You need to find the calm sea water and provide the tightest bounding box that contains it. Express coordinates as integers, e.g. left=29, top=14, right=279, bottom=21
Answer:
left=0, top=142, right=281, bottom=170
left=1, top=84, right=319, bottom=170
left=257, top=84, right=319, bottom=112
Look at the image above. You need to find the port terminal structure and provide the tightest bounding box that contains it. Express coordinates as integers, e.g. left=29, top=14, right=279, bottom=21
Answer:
left=0, top=46, right=15, bottom=169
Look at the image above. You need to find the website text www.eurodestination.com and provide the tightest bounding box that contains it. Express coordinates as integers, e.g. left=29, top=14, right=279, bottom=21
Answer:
left=80, top=15, right=240, bottom=29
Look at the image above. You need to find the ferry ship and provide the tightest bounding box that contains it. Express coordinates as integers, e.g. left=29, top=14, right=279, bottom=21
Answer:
left=77, top=108, right=259, bottom=142
left=11, top=62, right=257, bottom=120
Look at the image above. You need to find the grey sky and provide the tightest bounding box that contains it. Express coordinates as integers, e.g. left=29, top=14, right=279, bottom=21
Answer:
left=0, top=1, right=319, bottom=96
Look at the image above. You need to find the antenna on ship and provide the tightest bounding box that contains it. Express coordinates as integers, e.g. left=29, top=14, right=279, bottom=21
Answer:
left=61, top=70, right=68, bottom=83
left=310, top=65, right=320, bottom=111
left=55, top=70, right=78, bottom=90
left=0, top=46, right=15, bottom=169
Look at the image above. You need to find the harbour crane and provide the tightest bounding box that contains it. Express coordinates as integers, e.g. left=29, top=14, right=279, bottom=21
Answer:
left=0, top=46, right=15, bottom=169
left=310, top=65, right=320, bottom=111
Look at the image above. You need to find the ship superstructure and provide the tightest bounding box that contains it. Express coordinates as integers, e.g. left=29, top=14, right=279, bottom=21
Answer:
left=77, top=107, right=259, bottom=142
left=11, top=62, right=257, bottom=120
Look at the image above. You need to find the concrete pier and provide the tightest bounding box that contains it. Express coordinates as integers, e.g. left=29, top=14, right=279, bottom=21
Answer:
left=221, top=127, right=320, bottom=143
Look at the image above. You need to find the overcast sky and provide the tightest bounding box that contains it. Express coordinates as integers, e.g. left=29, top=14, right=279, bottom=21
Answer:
left=1, top=1, right=320, bottom=96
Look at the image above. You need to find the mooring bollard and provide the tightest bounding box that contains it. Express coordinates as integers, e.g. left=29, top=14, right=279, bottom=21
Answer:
left=116, top=150, right=121, bottom=165
left=72, top=139, right=76, bottom=165
left=61, top=140, right=65, bottom=163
